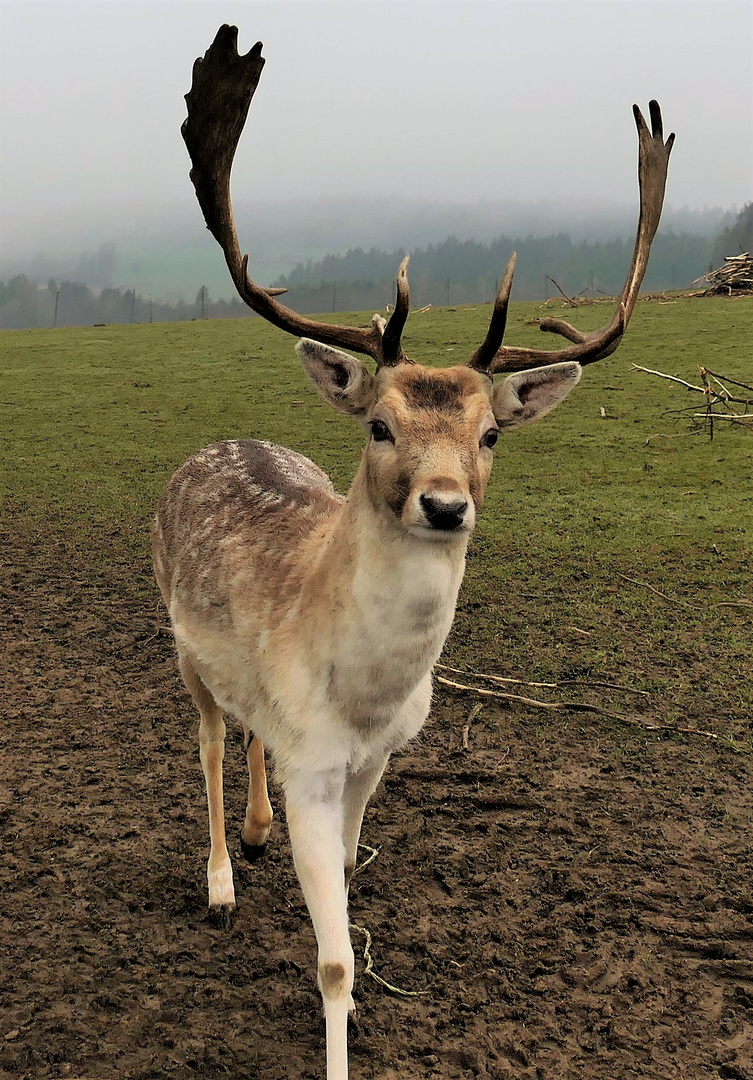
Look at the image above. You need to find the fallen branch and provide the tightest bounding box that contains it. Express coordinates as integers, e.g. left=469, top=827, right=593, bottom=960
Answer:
left=351, top=843, right=380, bottom=879
left=617, top=573, right=703, bottom=612
left=350, top=923, right=428, bottom=997
left=618, top=573, right=752, bottom=613
left=437, top=662, right=557, bottom=689
left=632, top=364, right=704, bottom=393
left=436, top=662, right=648, bottom=696
left=461, top=702, right=483, bottom=750
left=546, top=275, right=578, bottom=306
left=633, top=363, right=753, bottom=437
left=436, top=674, right=728, bottom=745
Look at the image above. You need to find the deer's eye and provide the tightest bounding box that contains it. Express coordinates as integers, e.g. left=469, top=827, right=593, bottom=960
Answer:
left=481, top=428, right=499, bottom=449
left=370, top=419, right=393, bottom=443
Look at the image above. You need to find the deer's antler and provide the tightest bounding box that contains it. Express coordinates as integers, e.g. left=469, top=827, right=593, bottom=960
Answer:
left=182, top=25, right=411, bottom=367
left=467, top=100, right=675, bottom=375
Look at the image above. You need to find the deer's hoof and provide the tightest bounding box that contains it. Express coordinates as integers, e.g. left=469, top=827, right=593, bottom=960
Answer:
left=240, top=834, right=268, bottom=863
left=207, top=903, right=236, bottom=930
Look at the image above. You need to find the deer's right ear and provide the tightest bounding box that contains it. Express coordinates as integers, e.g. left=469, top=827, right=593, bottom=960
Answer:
left=296, top=339, right=377, bottom=418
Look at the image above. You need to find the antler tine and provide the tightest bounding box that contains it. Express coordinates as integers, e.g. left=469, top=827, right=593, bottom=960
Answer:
left=467, top=252, right=517, bottom=374
left=470, top=101, right=674, bottom=376
left=182, top=25, right=412, bottom=368
left=380, top=256, right=411, bottom=366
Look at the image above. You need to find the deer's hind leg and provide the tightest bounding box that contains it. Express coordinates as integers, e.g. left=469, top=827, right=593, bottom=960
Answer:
left=240, top=725, right=274, bottom=861
left=178, top=651, right=235, bottom=916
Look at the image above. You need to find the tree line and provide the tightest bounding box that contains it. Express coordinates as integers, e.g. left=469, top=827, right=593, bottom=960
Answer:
left=0, top=278, right=255, bottom=331
left=1, top=205, right=749, bottom=331
left=272, top=231, right=717, bottom=312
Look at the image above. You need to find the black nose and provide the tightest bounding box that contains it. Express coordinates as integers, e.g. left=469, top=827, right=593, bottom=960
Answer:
left=420, top=493, right=468, bottom=530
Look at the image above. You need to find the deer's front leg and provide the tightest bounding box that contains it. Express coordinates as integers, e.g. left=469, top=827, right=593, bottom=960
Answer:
left=285, top=770, right=352, bottom=1080
left=342, top=755, right=389, bottom=890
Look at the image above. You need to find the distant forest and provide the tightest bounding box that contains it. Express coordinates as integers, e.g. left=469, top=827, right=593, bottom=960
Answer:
left=1, top=204, right=750, bottom=331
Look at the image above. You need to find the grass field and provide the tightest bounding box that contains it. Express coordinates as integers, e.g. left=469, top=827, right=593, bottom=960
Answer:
left=2, top=293, right=751, bottom=731
left=2, top=293, right=752, bottom=1079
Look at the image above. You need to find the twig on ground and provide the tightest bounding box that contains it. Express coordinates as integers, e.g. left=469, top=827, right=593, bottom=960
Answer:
left=350, top=923, right=428, bottom=997
left=617, top=573, right=702, bottom=611
left=693, top=412, right=753, bottom=425
left=546, top=276, right=578, bottom=306
left=619, top=574, right=752, bottom=613
left=437, top=674, right=728, bottom=744
left=633, top=363, right=753, bottom=437
left=644, top=431, right=703, bottom=444
left=351, top=843, right=380, bottom=879
left=461, top=703, right=483, bottom=750
left=437, top=662, right=648, bottom=696
left=632, top=365, right=705, bottom=393
left=437, top=662, right=557, bottom=689
left=558, top=679, right=649, bottom=696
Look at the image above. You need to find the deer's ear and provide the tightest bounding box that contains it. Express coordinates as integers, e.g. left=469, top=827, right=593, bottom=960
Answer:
left=296, top=339, right=377, bottom=418
left=492, top=362, right=582, bottom=429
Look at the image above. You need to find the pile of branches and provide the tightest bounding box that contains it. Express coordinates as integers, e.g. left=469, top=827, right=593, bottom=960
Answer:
left=634, top=364, right=753, bottom=436
left=696, top=252, right=753, bottom=295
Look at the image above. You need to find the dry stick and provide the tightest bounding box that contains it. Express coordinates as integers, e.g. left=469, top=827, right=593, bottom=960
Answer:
left=437, top=661, right=557, bottom=690
left=436, top=675, right=725, bottom=743
left=546, top=275, right=578, bottom=306
left=349, top=849, right=428, bottom=997
left=350, top=843, right=380, bottom=879
left=620, top=573, right=753, bottom=612
left=437, top=662, right=648, bottom=696
left=703, top=369, right=753, bottom=394
left=350, top=923, right=428, bottom=997
left=617, top=573, right=703, bottom=612
left=634, top=364, right=753, bottom=410
left=461, top=702, right=483, bottom=750
left=698, top=366, right=715, bottom=439
left=632, top=364, right=705, bottom=393
left=693, top=412, right=753, bottom=423
left=558, top=679, right=649, bottom=696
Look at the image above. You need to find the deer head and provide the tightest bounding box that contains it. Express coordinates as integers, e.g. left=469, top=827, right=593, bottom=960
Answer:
left=296, top=338, right=582, bottom=539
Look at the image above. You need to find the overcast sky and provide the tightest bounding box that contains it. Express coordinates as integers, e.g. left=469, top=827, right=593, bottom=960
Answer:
left=0, top=0, right=751, bottom=260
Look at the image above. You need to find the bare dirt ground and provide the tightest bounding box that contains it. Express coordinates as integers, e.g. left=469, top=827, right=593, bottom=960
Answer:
left=1, top=523, right=752, bottom=1080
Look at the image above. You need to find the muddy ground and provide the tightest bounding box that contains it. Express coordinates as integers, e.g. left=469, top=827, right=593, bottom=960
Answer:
left=1, top=523, right=751, bottom=1080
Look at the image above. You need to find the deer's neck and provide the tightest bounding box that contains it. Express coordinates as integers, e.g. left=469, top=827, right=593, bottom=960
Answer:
left=298, top=456, right=468, bottom=723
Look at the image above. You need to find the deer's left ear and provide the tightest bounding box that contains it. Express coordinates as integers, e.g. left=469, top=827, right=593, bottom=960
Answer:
left=296, top=339, right=377, bottom=418
left=492, top=362, right=582, bottom=429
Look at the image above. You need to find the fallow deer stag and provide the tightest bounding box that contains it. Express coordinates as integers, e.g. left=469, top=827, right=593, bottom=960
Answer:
left=153, top=24, right=674, bottom=1080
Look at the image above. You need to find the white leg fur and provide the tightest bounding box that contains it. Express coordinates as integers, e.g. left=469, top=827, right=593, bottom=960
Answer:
left=285, top=771, right=353, bottom=1080
left=342, top=757, right=389, bottom=887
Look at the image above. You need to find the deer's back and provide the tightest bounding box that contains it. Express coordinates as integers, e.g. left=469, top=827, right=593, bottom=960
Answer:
left=152, top=439, right=342, bottom=619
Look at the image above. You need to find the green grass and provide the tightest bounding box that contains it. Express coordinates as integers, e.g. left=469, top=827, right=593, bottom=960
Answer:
left=2, top=295, right=751, bottom=738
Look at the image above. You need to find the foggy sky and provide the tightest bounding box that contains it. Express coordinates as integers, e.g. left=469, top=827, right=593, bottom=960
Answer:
left=1, top=0, right=751, bottom=264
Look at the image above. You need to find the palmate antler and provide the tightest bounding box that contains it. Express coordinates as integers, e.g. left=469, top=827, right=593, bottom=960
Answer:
left=182, top=25, right=410, bottom=368
left=183, top=26, right=674, bottom=374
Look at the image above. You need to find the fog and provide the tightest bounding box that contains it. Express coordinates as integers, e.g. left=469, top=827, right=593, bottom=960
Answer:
left=1, top=0, right=751, bottom=295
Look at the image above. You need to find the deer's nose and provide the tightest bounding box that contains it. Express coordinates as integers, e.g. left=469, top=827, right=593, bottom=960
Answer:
left=419, top=492, right=469, bottom=531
